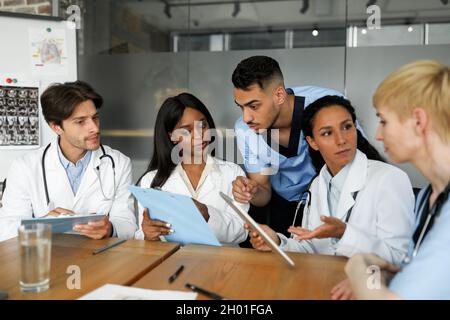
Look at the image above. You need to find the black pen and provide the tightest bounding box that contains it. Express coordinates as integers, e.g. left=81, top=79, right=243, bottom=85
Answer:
left=92, top=239, right=127, bottom=255
left=168, top=265, right=184, bottom=283
left=185, top=283, right=224, bottom=300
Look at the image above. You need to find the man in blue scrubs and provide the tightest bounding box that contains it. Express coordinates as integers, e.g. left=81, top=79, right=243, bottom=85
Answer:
left=231, top=55, right=347, bottom=235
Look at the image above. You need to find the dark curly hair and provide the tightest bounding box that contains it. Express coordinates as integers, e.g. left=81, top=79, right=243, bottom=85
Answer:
left=301, top=95, right=385, bottom=172
left=232, top=56, right=284, bottom=90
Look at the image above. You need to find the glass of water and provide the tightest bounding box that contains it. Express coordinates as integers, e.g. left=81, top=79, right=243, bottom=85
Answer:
left=18, top=223, right=52, bottom=293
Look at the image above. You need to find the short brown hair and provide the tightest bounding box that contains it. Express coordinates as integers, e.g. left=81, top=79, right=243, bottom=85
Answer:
left=373, top=60, right=450, bottom=142
left=40, top=80, right=103, bottom=126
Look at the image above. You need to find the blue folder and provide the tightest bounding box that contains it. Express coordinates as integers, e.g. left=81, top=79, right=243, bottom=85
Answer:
left=129, top=186, right=221, bottom=247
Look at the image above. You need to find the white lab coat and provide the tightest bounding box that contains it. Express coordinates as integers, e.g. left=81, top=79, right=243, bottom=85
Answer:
left=135, top=156, right=248, bottom=246
left=0, top=139, right=137, bottom=241
left=278, top=150, right=415, bottom=264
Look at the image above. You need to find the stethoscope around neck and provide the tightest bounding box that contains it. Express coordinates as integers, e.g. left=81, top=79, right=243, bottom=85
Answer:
left=41, top=142, right=117, bottom=208
left=291, top=174, right=359, bottom=238
left=291, top=174, right=318, bottom=233
left=403, top=183, right=450, bottom=264
left=291, top=190, right=311, bottom=237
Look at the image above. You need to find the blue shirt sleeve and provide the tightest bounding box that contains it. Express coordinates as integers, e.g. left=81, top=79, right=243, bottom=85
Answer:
left=388, top=199, right=450, bottom=299
left=234, top=117, right=272, bottom=173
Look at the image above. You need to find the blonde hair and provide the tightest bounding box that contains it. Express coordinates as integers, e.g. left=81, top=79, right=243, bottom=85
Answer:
left=373, top=60, right=450, bottom=142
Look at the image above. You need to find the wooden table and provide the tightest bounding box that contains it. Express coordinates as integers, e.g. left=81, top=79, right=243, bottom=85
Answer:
left=132, top=245, right=348, bottom=300
left=0, top=234, right=179, bottom=300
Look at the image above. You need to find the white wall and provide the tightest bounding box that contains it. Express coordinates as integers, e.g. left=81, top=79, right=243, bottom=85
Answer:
left=0, top=15, right=77, bottom=181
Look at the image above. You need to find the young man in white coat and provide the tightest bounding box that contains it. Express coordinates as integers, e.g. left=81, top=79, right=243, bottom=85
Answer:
left=0, top=81, right=136, bottom=241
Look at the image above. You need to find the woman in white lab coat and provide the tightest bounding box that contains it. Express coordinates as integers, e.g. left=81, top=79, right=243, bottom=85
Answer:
left=249, top=95, right=415, bottom=264
left=134, top=93, right=248, bottom=246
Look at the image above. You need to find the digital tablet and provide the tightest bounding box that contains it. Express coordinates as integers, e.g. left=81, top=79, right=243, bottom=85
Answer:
left=21, top=214, right=107, bottom=234
left=220, top=192, right=295, bottom=267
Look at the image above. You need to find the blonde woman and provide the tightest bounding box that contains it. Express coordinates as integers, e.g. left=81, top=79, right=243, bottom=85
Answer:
left=337, top=60, right=450, bottom=299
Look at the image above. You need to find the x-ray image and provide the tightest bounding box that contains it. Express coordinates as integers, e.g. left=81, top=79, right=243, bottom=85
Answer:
left=0, top=85, right=39, bottom=147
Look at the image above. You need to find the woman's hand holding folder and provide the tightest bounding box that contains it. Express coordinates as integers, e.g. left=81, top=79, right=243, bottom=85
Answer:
left=141, top=208, right=174, bottom=241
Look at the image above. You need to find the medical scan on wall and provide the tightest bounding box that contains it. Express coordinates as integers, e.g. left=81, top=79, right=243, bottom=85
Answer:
left=0, top=85, right=39, bottom=147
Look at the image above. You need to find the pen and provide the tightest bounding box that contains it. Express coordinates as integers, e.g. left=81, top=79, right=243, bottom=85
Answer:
left=168, top=265, right=184, bottom=283
left=185, top=283, right=224, bottom=300
left=92, top=239, right=127, bottom=255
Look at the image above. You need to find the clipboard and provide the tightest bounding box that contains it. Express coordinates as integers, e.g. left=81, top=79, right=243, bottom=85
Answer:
left=129, top=186, right=221, bottom=247
left=220, top=192, right=295, bottom=267
left=21, top=214, right=107, bottom=234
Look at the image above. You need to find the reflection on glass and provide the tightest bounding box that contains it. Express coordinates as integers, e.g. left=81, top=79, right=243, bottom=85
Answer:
left=346, top=0, right=450, bottom=47
left=71, top=0, right=450, bottom=184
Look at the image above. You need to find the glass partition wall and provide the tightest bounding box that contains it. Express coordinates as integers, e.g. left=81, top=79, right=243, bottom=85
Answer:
left=345, top=0, right=450, bottom=187
left=54, top=0, right=450, bottom=186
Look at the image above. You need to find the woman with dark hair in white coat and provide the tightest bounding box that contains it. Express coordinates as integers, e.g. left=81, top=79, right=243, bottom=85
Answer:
left=134, top=93, right=248, bottom=246
left=248, top=95, right=415, bottom=264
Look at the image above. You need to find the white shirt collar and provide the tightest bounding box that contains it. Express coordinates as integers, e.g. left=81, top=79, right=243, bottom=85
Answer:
left=175, top=154, right=219, bottom=198
left=322, top=161, right=352, bottom=193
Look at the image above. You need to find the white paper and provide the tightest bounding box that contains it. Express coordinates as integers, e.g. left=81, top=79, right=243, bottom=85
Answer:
left=29, top=28, right=68, bottom=76
left=79, top=284, right=197, bottom=300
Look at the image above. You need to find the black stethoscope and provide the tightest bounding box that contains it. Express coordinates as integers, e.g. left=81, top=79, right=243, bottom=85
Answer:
left=291, top=174, right=359, bottom=238
left=41, top=142, right=116, bottom=207
left=291, top=174, right=317, bottom=232
left=403, top=182, right=450, bottom=264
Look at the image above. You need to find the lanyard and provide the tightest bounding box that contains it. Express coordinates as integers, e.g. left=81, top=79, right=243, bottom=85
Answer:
left=406, top=183, right=450, bottom=263
left=344, top=191, right=359, bottom=223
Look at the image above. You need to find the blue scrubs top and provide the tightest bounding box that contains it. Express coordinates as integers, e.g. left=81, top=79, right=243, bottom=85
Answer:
left=234, top=85, right=344, bottom=201
left=389, top=186, right=450, bottom=299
